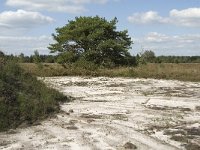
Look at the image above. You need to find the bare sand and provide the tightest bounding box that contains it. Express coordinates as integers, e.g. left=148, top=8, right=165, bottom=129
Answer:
left=0, top=77, right=200, bottom=150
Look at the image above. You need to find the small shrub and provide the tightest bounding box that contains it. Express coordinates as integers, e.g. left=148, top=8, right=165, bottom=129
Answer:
left=0, top=59, right=70, bottom=131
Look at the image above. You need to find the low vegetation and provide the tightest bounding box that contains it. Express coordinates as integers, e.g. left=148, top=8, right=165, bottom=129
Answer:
left=20, top=63, right=200, bottom=82
left=7, top=50, right=200, bottom=64
left=0, top=54, right=70, bottom=131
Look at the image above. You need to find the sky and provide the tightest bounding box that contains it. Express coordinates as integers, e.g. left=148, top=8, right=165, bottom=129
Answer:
left=0, top=0, right=200, bottom=56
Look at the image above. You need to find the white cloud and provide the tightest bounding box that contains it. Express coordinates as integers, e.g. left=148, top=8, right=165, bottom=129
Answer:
left=0, top=35, right=53, bottom=55
left=128, top=11, right=168, bottom=24
left=71, top=0, right=108, bottom=4
left=0, top=9, right=54, bottom=29
left=144, top=32, right=171, bottom=43
left=132, top=32, right=200, bottom=56
left=5, top=0, right=114, bottom=14
left=0, top=9, right=54, bottom=36
left=144, top=32, right=200, bottom=44
left=128, top=8, right=200, bottom=27
left=169, top=8, right=200, bottom=27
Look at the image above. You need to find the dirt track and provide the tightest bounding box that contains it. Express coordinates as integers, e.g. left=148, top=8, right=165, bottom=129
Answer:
left=1, top=77, right=200, bottom=150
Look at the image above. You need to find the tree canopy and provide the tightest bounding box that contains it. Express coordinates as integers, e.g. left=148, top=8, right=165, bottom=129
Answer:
left=48, top=16, right=134, bottom=66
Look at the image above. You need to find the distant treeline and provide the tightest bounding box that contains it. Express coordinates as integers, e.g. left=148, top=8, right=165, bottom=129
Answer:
left=2, top=53, right=56, bottom=63
left=155, top=56, right=200, bottom=63
left=3, top=53, right=200, bottom=64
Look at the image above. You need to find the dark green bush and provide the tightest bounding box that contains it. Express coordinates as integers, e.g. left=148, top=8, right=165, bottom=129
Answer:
left=0, top=58, right=69, bottom=131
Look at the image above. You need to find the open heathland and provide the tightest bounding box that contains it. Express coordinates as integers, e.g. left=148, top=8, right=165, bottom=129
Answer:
left=20, top=63, right=200, bottom=82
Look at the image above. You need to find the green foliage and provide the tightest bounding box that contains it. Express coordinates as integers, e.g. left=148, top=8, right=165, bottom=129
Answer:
left=49, top=16, right=133, bottom=67
left=138, top=50, right=156, bottom=64
left=18, top=53, right=25, bottom=63
left=0, top=56, right=69, bottom=131
left=0, top=51, right=5, bottom=57
left=2, top=49, right=199, bottom=64
left=155, top=56, right=200, bottom=63
left=56, top=51, right=79, bottom=64
left=33, top=50, right=42, bottom=64
left=73, top=57, right=98, bottom=71
left=33, top=50, right=44, bottom=69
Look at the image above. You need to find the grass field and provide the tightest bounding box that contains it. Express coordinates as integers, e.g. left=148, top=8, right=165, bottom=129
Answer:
left=20, top=63, right=200, bottom=82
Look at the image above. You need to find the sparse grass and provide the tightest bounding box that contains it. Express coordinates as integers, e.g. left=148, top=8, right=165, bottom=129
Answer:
left=99, top=63, right=200, bottom=82
left=170, top=135, right=188, bottom=142
left=163, top=127, right=200, bottom=150
left=20, top=63, right=200, bottom=82
left=123, top=142, right=137, bottom=149
left=20, top=63, right=98, bottom=77
left=195, top=106, right=200, bottom=111
left=185, top=143, right=200, bottom=150
left=66, top=125, right=78, bottom=130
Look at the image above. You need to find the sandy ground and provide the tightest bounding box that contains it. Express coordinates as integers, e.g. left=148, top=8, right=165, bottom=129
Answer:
left=0, top=76, right=200, bottom=150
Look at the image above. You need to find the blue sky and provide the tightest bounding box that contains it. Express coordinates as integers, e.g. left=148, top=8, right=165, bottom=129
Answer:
left=0, top=0, right=200, bottom=56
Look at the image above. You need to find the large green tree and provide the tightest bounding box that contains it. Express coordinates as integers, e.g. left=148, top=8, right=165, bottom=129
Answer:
left=48, top=16, right=133, bottom=66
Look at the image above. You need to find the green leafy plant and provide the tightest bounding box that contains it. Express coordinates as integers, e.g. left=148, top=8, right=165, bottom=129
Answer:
left=0, top=55, right=70, bottom=131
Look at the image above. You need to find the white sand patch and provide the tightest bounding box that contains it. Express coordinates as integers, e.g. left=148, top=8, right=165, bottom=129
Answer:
left=1, top=77, right=200, bottom=150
